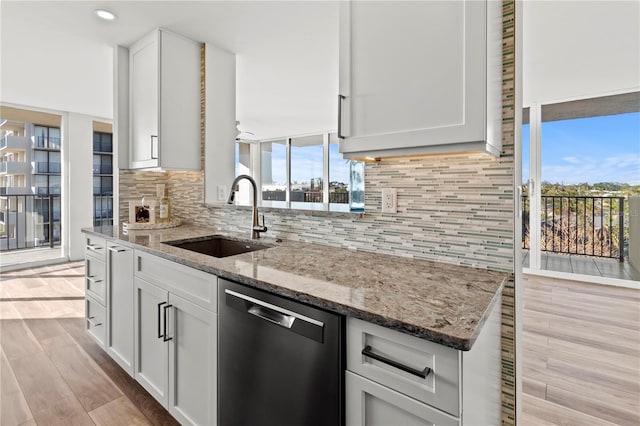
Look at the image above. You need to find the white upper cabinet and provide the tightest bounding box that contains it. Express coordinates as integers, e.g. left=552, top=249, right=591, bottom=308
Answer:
left=129, top=29, right=201, bottom=170
left=338, top=0, right=502, bottom=159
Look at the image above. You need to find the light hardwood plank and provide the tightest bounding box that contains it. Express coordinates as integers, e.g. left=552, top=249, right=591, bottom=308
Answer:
left=23, top=318, right=68, bottom=343
left=548, top=337, right=640, bottom=373
left=0, top=301, right=22, bottom=320
left=46, top=334, right=122, bottom=412
left=88, top=396, right=152, bottom=426
left=8, top=352, right=76, bottom=415
left=0, top=319, right=42, bottom=360
left=546, top=385, right=640, bottom=426
left=0, top=350, right=33, bottom=426
left=522, top=377, right=546, bottom=400
left=523, top=274, right=640, bottom=426
left=521, top=393, right=619, bottom=426
left=31, top=395, right=95, bottom=426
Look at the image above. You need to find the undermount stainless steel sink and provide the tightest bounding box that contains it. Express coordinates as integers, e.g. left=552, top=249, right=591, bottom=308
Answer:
left=163, top=235, right=272, bottom=258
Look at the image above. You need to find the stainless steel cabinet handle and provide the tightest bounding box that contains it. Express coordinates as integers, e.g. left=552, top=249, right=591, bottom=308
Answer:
left=86, top=244, right=103, bottom=251
left=86, top=276, right=103, bottom=284
left=163, top=304, right=173, bottom=342
left=150, top=135, right=158, bottom=159
left=87, top=316, right=102, bottom=327
left=337, top=94, right=346, bottom=139
left=361, top=345, right=431, bottom=379
left=158, top=302, right=167, bottom=338
left=108, top=246, right=128, bottom=253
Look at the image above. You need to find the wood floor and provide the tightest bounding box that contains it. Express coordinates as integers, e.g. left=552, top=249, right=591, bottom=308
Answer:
left=0, top=262, right=178, bottom=426
left=522, top=274, right=640, bottom=426
left=3, top=262, right=639, bottom=425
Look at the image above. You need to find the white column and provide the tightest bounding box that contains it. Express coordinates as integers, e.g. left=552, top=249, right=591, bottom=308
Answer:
left=63, top=113, right=94, bottom=260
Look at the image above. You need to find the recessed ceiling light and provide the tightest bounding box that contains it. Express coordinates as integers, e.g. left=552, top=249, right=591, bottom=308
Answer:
left=94, top=9, right=116, bottom=21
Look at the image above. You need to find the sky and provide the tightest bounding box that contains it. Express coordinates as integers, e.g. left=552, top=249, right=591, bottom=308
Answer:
left=523, top=112, right=640, bottom=185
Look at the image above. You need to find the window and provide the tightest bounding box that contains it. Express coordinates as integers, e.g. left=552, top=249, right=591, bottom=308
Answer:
left=290, top=135, right=324, bottom=207
left=261, top=140, right=288, bottom=207
left=34, top=125, right=61, bottom=149
left=93, top=131, right=113, bottom=226
left=235, top=132, right=365, bottom=212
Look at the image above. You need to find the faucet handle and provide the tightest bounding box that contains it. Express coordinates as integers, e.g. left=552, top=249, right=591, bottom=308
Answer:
left=254, top=214, right=268, bottom=234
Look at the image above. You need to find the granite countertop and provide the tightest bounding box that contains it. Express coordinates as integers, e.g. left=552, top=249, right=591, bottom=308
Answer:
left=83, top=224, right=507, bottom=351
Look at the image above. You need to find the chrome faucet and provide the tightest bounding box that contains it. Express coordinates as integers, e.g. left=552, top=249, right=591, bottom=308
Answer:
left=227, top=175, right=268, bottom=239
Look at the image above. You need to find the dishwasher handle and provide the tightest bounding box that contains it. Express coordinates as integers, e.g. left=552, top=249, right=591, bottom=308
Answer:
left=248, top=305, right=295, bottom=328
left=224, top=288, right=326, bottom=343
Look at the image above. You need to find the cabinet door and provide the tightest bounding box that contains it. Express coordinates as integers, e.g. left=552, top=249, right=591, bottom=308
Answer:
left=346, top=372, right=459, bottom=426
left=339, top=0, right=489, bottom=157
left=106, top=245, right=135, bottom=376
left=167, top=293, right=217, bottom=426
left=158, top=29, right=202, bottom=171
left=130, top=31, right=159, bottom=169
left=134, top=277, right=168, bottom=405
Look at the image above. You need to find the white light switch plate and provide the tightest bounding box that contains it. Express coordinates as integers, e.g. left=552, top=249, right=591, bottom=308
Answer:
left=381, top=188, right=397, bottom=213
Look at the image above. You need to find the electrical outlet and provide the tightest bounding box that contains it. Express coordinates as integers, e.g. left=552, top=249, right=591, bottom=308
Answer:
left=217, top=185, right=227, bottom=201
left=381, top=188, right=397, bottom=213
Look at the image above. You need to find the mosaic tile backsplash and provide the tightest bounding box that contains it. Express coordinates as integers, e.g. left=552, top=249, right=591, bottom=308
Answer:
left=120, top=152, right=514, bottom=271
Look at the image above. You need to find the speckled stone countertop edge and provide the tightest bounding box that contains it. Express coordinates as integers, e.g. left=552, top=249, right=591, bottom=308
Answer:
left=82, top=226, right=507, bottom=351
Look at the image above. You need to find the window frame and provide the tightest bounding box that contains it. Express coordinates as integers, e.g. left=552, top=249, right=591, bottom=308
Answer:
left=236, top=131, right=364, bottom=213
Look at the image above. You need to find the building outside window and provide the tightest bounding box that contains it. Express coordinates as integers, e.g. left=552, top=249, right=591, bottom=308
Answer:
left=0, top=120, right=61, bottom=250
left=93, top=131, right=113, bottom=227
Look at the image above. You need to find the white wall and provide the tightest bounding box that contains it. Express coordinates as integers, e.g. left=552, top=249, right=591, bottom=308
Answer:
left=523, top=0, right=640, bottom=105
left=0, top=12, right=113, bottom=119
left=63, top=113, right=95, bottom=260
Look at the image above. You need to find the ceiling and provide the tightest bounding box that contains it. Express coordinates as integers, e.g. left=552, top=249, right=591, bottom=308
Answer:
left=0, top=1, right=339, bottom=140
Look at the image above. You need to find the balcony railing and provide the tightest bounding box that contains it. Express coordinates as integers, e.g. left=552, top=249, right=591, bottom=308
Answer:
left=35, top=162, right=61, bottom=174
left=0, top=193, right=61, bottom=251
left=94, top=194, right=114, bottom=227
left=522, top=195, right=626, bottom=261
left=34, top=136, right=61, bottom=150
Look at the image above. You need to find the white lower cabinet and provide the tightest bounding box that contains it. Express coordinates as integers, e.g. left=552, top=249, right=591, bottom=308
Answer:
left=133, top=251, right=217, bottom=426
left=346, top=299, right=502, bottom=426
left=346, top=371, right=459, bottom=426
left=134, top=278, right=169, bottom=403
left=106, top=245, right=135, bottom=376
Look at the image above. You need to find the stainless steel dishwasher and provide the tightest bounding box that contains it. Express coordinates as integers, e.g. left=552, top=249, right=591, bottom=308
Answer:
left=218, top=278, right=344, bottom=426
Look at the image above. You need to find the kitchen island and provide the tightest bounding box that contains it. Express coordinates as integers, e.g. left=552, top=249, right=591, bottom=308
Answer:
left=82, top=224, right=507, bottom=425
left=84, top=224, right=506, bottom=350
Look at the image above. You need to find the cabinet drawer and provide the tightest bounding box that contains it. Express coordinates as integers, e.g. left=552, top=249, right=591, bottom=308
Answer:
left=346, top=371, right=459, bottom=426
left=135, top=250, right=217, bottom=312
left=347, top=318, right=460, bottom=416
left=86, top=296, right=106, bottom=348
left=85, top=256, right=106, bottom=304
left=85, top=235, right=107, bottom=261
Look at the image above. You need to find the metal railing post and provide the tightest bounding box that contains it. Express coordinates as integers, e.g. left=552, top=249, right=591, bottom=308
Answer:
left=49, top=195, right=54, bottom=248
left=619, top=197, right=624, bottom=262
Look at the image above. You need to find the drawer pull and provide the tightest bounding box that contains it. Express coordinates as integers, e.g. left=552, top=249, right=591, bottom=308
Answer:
left=87, top=276, right=103, bottom=284
left=108, top=246, right=129, bottom=253
left=87, top=316, right=102, bottom=327
left=362, top=345, right=431, bottom=379
left=86, top=244, right=103, bottom=251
